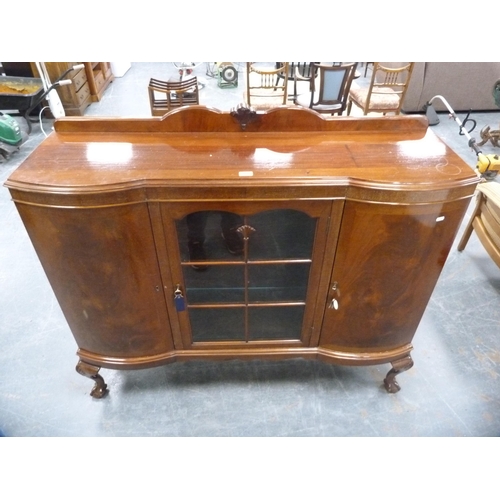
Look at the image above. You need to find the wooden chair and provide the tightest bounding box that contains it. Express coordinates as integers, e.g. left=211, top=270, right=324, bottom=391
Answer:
left=295, top=62, right=358, bottom=115
left=347, top=62, right=414, bottom=116
left=362, top=62, right=373, bottom=77
left=457, top=181, right=500, bottom=268
left=244, top=62, right=289, bottom=110
left=148, top=77, right=199, bottom=116
left=274, top=62, right=319, bottom=102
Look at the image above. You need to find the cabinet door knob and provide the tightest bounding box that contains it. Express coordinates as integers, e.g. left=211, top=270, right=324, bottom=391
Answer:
left=328, top=282, right=340, bottom=310
left=329, top=298, right=339, bottom=310
left=174, top=284, right=186, bottom=312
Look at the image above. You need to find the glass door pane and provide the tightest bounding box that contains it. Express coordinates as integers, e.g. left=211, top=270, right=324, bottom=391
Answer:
left=248, top=306, right=305, bottom=340
left=175, top=208, right=317, bottom=344
left=248, top=263, right=310, bottom=302
left=190, top=307, right=245, bottom=342
left=183, top=265, right=245, bottom=304
left=247, top=209, right=316, bottom=260
left=176, top=210, right=245, bottom=263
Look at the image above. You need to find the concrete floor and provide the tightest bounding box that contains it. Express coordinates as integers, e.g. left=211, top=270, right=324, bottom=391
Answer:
left=1, top=63, right=499, bottom=437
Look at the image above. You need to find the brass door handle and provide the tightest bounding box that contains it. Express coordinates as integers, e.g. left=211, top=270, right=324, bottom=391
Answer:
left=328, top=282, right=340, bottom=310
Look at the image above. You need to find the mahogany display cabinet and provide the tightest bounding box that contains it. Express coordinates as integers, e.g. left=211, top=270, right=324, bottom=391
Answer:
left=5, top=105, right=479, bottom=398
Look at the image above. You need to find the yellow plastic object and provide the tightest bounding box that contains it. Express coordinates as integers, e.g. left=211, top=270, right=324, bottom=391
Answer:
left=476, top=153, right=500, bottom=179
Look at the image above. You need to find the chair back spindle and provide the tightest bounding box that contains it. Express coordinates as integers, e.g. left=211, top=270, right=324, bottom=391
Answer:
left=245, top=63, right=289, bottom=110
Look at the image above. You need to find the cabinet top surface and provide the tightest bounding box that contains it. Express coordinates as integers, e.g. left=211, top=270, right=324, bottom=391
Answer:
left=5, top=106, right=478, bottom=194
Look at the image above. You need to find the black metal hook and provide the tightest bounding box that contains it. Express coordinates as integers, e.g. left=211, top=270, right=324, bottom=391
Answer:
left=459, top=109, right=476, bottom=135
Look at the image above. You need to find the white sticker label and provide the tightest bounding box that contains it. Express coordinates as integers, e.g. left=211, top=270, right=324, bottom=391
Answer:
left=238, top=171, right=254, bottom=177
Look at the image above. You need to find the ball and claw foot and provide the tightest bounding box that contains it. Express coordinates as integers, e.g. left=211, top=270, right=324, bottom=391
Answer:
left=76, top=360, right=108, bottom=399
left=383, top=355, right=414, bottom=394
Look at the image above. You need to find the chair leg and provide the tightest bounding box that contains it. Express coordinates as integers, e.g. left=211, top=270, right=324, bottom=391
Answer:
left=457, top=192, right=483, bottom=251
left=347, top=99, right=352, bottom=116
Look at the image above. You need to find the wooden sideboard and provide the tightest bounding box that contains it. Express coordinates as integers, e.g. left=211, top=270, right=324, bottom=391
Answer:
left=4, top=106, right=479, bottom=398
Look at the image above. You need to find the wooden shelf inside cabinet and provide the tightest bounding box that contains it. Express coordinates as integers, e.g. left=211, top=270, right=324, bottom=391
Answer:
left=85, top=62, right=113, bottom=102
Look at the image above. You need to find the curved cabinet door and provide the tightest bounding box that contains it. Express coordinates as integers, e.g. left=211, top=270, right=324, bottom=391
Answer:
left=15, top=202, right=174, bottom=359
left=159, top=200, right=341, bottom=349
left=320, top=198, right=472, bottom=352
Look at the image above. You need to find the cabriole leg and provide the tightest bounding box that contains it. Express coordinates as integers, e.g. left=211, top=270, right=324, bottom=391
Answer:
left=383, top=355, right=414, bottom=393
left=76, top=360, right=108, bottom=399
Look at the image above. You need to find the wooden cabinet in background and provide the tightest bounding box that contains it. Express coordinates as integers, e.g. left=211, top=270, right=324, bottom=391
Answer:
left=84, top=62, right=113, bottom=102
left=29, top=62, right=113, bottom=114
left=4, top=106, right=479, bottom=398
left=29, top=62, right=91, bottom=116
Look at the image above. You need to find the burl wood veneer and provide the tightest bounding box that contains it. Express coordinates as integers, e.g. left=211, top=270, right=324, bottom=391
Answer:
left=5, top=105, right=479, bottom=397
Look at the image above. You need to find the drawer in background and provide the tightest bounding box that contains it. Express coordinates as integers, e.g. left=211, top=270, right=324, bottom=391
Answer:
left=72, top=67, right=87, bottom=92
left=76, top=81, right=91, bottom=106
left=92, top=70, right=105, bottom=91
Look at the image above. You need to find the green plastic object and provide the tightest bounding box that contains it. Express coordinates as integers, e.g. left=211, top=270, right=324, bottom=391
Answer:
left=493, top=80, right=500, bottom=109
left=0, top=113, right=22, bottom=146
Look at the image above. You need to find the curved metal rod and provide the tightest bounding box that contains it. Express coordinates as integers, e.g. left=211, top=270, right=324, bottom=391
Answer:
left=427, top=95, right=481, bottom=155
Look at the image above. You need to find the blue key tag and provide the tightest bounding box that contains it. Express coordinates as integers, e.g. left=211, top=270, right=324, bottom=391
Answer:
left=174, top=286, right=186, bottom=312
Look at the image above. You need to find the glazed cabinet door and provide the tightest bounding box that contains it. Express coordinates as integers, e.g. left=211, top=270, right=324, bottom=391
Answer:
left=157, top=200, right=342, bottom=349
left=15, top=202, right=175, bottom=359
left=320, top=198, right=472, bottom=352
